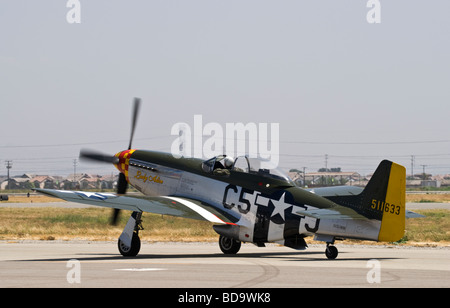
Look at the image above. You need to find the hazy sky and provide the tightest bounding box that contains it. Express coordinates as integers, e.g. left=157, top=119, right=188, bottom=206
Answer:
left=1, top=1, right=449, bottom=177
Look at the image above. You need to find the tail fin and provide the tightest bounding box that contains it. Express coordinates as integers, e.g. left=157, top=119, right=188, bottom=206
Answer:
left=356, top=160, right=406, bottom=242
left=369, top=160, right=406, bottom=242
left=327, top=160, right=406, bottom=242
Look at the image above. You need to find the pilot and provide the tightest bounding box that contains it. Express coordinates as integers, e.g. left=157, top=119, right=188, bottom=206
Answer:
left=213, top=156, right=234, bottom=176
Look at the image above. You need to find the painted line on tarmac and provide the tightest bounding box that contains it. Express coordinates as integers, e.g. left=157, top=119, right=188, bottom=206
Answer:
left=113, top=268, right=168, bottom=272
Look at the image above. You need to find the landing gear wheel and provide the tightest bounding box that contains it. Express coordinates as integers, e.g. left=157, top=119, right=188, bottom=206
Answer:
left=219, top=235, right=241, bottom=254
left=325, top=245, right=338, bottom=260
left=118, top=232, right=141, bottom=257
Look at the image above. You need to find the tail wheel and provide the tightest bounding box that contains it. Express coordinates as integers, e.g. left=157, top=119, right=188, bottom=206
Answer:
left=219, top=235, right=241, bottom=254
left=118, top=232, right=141, bottom=257
left=325, top=245, right=338, bottom=260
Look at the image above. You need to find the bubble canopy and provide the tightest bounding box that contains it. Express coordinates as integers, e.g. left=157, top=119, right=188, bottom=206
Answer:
left=202, top=155, right=294, bottom=185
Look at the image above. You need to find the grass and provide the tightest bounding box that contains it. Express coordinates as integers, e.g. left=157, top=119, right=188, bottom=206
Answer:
left=405, top=193, right=450, bottom=203
left=0, top=207, right=217, bottom=242
left=0, top=207, right=449, bottom=246
left=402, top=210, right=450, bottom=244
left=2, top=192, right=448, bottom=245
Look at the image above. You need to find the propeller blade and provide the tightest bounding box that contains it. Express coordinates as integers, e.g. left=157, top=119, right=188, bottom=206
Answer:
left=111, top=173, right=129, bottom=225
left=111, top=208, right=121, bottom=225
left=128, top=97, right=141, bottom=150
left=117, top=173, right=128, bottom=195
left=79, top=149, right=119, bottom=164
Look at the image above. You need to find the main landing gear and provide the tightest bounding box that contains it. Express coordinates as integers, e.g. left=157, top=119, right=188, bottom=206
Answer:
left=118, top=211, right=143, bottom=257
left=218, top=235, right=241, bottom=254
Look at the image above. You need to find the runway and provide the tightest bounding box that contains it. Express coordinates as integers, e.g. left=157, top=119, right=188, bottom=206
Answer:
left=1, top=241, right=449, bottom=288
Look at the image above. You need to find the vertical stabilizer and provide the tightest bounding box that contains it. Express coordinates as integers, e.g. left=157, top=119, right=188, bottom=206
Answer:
left=359, top=160, right=406, bottom=242
left=326, top=160, right=406, bottom=242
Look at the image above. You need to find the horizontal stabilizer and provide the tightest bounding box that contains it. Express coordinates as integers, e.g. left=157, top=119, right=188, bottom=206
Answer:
left=296, top=208, right=368, bottom=220
left=405, top=210, right=425, bottom=219
left=307, top=186, right=364, bottom=197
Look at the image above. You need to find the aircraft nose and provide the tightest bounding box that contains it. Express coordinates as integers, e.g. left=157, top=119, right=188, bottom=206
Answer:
left=114, top=149, right=136, bottom=180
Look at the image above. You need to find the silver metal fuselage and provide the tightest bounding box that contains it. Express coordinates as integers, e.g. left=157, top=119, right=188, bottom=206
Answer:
left=125, top=151, right=381, bottom=246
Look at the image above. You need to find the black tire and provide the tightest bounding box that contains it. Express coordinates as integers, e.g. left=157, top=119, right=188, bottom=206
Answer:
left=118, top=233, right=141, bottom=257
left=219, top=235, right=241, bottom=254
left=325, top=245, right=338, bottom=260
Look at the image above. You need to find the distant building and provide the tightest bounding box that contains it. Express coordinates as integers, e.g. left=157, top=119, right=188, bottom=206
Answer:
left=30, top=175, right=57, bottom=189
left=306, top=171, right=361, bottom=187
left=289, top=170, right=362, bottom=187
left=0, top=173, right=117, bottom=191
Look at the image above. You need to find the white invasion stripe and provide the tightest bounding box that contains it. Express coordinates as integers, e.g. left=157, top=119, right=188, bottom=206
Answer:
left=163, top=196, right=226, bottom=224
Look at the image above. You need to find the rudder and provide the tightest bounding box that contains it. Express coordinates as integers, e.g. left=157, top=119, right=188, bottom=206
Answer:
left=361, top=160, right=406, bottom=242
left=376, top=161, right=406, bottom=242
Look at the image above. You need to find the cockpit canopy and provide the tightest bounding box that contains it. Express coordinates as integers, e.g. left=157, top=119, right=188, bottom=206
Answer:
left=201, top=155, right=294, bottom=185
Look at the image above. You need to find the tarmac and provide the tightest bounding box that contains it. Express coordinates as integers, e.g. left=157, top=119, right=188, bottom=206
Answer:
left=0, top=241, right=449, bottom=288
left=0, top=201, right=449, bottom=289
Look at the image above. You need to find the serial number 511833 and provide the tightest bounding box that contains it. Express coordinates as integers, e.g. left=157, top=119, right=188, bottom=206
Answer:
left=371, top=199, right=401, bottom=215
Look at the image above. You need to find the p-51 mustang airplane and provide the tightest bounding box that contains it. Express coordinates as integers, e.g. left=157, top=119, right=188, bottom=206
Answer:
left=35, top=98, right=422, bottom=259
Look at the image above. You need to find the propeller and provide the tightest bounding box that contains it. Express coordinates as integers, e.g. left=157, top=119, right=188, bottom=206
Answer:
left=79, top=149, right=119, bottom=164
left=128, top=97, right=141, bottom=150
left=111, top=173, right=128, bottom=225
left=79, top=97, right=141, bottom=225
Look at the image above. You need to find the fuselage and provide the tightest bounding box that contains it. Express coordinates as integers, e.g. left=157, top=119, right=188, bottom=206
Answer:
left=114, top=149, right=381, bottom=248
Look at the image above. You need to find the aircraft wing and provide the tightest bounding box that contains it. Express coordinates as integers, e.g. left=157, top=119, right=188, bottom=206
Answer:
left=34, top=188, right=238, bottom=225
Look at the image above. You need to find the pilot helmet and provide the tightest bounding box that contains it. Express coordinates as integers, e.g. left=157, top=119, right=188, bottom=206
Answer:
left=223, top=156, right=234, bottom=168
